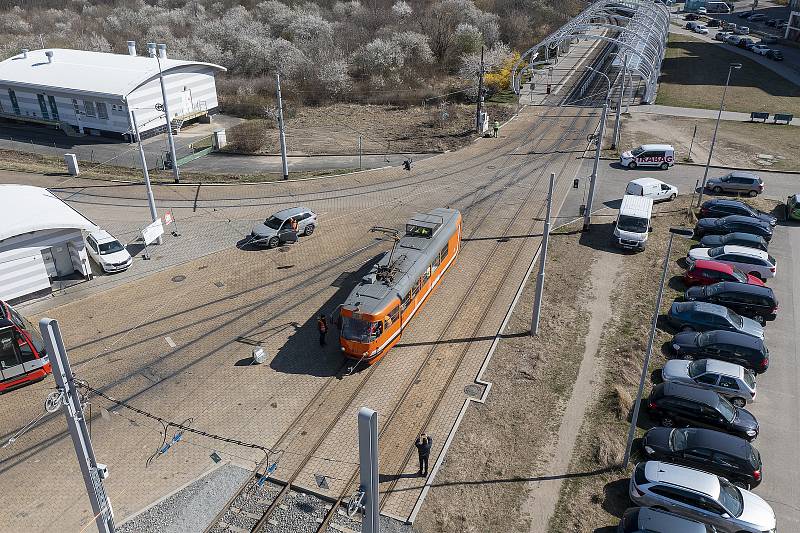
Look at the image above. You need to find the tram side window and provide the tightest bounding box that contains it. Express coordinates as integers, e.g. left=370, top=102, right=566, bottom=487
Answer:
left=422, top=265, right=431, bottom=284
left=400, top=292, right=412, bottom=312
left=387, top=305, right=400, bottom=325
left=0, top=330, right=21, bottom=371
left=432, top=251, right=442, bottom=271
left=439, top=244, right=449, bottom=265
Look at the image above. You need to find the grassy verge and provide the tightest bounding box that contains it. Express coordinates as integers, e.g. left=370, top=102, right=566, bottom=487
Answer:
left=0, top=149, right=358, bottom=184
left=657, top=34, right=800, bottom=116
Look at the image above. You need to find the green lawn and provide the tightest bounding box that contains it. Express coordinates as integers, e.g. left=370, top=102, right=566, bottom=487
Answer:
left=656, top=34, right=800, bottom=116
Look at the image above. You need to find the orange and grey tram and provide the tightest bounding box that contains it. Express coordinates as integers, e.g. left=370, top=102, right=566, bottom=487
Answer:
left=339, top=208, right=462, bottom=363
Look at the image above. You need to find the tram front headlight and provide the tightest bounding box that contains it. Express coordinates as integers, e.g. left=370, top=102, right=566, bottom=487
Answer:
left=340, top=347, right=345, bottom=352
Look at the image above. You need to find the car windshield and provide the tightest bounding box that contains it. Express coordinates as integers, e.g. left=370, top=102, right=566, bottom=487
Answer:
left=768, top=254, right=776, bottom=265
left=719, top=175, right=730, bottom=182
left=631, top=147, right=645, bottom=156
left=98, top=240, right=125, bottom=254
left=263, top=216, right=284, bottom=230
left=717, top=477, right=744, bottom=517
left=743, top=369, right=756, bottom=388
left=617, top=215, right=648, bottom=233
left=341, top=316, right=381, bottom=343
left=730, top=267, right=747, bottom=283
left=688, top=359, right=707, bottom=378
left=670, top=429, right=688, bottom=451
left=708, top=247, right=725, bottom=258
left=717, top=396, right=736, bottom=422
left=727, top=308, right=744, bottom=328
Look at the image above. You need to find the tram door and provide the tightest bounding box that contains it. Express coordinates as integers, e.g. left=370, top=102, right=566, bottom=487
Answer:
left=0, top=327, right=23, bottom=382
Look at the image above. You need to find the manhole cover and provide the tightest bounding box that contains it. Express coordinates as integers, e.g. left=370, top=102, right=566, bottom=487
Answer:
left=464, top=384, right=482, bottom=398
left=171, top=275, right=186, bottom=283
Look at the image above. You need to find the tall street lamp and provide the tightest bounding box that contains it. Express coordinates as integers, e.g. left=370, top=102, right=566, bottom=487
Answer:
left=147, top=42, right=181, bottom=184
left=622, top=226, right=695, bottom=466
left=697, top=63, right=741, bottom=206
left=583, top=66, right=611, bottom=231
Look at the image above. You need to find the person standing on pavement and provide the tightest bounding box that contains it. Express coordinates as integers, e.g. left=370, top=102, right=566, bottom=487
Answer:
left=317, top=314, right=328, bottom=346
left=415, top=433, right=432, bottom=477
left=492, top=120, right=499, bottom=138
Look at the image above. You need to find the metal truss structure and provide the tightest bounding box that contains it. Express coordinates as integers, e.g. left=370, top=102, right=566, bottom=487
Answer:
left=512, top=0, right=670, bottom=104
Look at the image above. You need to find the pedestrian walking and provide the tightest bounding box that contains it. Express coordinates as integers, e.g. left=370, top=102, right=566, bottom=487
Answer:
left=492, top=120, right=499, bottom=138
left=415, top=433, right=432, bottom=477
left=317, top=314, right=328, bottom=346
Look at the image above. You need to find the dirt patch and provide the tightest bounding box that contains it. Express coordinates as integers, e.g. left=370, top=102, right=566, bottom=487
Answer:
left=414, top=219, right=600, bottom=533
left=617, top=114, right=800, bottom=171
left=223, top=102, right=516, bottom=156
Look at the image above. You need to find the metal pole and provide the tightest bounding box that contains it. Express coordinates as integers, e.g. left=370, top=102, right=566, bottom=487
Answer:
left=531, top=172, right=555, bottom=336
left=687, top=123, right=697, bottom=163
left=276, top=72, right=289, bottom=180
left=358, top=135, right=362, bottom=170
left=583, top=102, right=608, bottom=231
left=131, top=110, right=162, bottom=245
left=697, top=64, right=739, bottom=206
left=475, top=46, right=485, bottom=133
left=612, top=54, right=627, bottom=150
left=152, top=45, right=180, bottom=184
left=623, top=232, right=674, bottom=466
left=358, top=407, right=379, bottom=533
left=40, top=318, right=115, bottom=533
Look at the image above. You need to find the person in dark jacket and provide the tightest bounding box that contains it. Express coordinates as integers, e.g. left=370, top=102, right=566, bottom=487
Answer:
left=415, top=433, right=432, bottom=477
left=317, top=315, right=328, bottom=346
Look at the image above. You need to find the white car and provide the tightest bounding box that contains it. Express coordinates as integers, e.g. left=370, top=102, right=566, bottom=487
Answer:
left=735, top=25, right=750, bottom=35
left=725, top=34, right=744, bottom=45
left=86, top=230, right=133, bottom=273
left=715, top=31, right=732, bottom=41
left=751, top=44, right=770, bottom=55
left=625, top=177, right=678, bottom=202
left=693, top=24, right=709, bottom=35
left=661, top=358, right=757, bottom=406
left=697, top=7, right=707, bottom=15
left=688, top=245, right=776, bottom=280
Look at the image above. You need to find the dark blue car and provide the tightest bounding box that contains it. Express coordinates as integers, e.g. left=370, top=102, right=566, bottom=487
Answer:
left=667, top=301, right=764, bottom=339
left=698, top=232, right=768, bottom=251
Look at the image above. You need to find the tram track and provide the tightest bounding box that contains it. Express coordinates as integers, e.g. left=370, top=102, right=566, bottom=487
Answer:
left=202, top=100, right=570, bottom=533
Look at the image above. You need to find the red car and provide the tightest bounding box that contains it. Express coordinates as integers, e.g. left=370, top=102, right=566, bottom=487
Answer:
left=684, top=259, right=765, bottom=287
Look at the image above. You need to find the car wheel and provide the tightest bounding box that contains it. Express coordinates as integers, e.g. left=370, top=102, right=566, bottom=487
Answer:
left=660, top=162, right=669, bottom=170
left=731, top=397, right=747, bottom=408
left=669, top=193, right=677, bottom=201
left=304, top=224, right=315, bottom=236
left=748, top=190, right=758, bottom=197
left=268, top=237, right=280, bottom=249
left=628, top=161, right=637, bottom=169
left=713, top=186, right=723, bottom=193
left=661, top=416, right=674, bottom=427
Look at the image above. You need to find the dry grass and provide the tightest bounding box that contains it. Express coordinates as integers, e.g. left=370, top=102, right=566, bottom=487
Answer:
left=415, top=220, right=599, bottom=533
left=657, top=34, right=800, bottom=116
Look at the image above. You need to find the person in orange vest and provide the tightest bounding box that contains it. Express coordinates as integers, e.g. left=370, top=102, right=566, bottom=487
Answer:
left=317, top=314, right=328, bottom=346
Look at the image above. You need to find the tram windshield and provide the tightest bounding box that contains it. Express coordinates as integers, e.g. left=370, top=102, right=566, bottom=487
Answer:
left=8, top=307, right=46, bottom=355
left=341, top=316, right=382, bottom=343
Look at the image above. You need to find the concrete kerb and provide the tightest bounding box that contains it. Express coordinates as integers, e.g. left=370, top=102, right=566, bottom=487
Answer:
left=598, top=157, right=800, bottom=175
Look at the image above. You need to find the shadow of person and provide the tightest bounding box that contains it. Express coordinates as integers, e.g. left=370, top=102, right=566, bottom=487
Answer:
left=268, top=254, right=384, bottom=377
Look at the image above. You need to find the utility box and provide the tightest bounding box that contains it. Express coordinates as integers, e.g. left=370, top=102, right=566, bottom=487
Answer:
left=64, top=154, right=79, bottom=176
left=213, top=129, right=227, bottom=150
left=478, top=112, right=489, bottom=134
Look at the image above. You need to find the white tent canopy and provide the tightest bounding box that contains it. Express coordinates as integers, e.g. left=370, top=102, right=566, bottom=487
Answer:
left=0, top=185, right=98, bottom=243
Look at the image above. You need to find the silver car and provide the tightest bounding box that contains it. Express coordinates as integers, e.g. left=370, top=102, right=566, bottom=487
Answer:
left=250, top=207, right=317, bottom=248
left=630, top=461, right=776, bottom=533
left=705, top=172, right=763, bottom=197
left=661, top=358, right=757, bottom=406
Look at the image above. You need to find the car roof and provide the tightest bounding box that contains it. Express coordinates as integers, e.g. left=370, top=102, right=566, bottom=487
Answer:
left=620, top=194, right=653, bottom=217
left=636, top=506, right=710, bottom=532
left=629, top=177, right=664, bottom=186
left=720, top=245, right=769, bottom=259
left=692, top=259, right=733, bottom=273
left=644, top=461, right=721, bottom=499
left=720, top=232, right=765, bottom=243
left=662, top=380, right=722, bottom=405
left=683, top=428, right=753, bottom=457
left=272, top=206, right=312, bottom=219
left=675, top=301, right=728, bottom=317
left=638, top=144, right=674, bottom=151
left=703, top=330, right=765, bottom=350
left=88, top=229, right=117, bottom=243
left=725, top=171, right=758, bottom=179
left=704, top=198, right=750, bottom=208
left=712, top=281, right=774, bottom=298
left=703, top=358, right=746, bottom=379
left=719, top=215, right=769, bottom=226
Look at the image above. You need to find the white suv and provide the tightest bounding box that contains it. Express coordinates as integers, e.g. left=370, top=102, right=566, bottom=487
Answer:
left=630, top=461, right=776, bottom=533
left=688, top=245, right=776, bottom=280
left=86, top=230, right=133, bottom=273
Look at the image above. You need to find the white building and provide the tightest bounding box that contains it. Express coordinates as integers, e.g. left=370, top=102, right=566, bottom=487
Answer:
left=0, top=44, right=226, bottom=139
left=0, top=185, right=98, bottom=303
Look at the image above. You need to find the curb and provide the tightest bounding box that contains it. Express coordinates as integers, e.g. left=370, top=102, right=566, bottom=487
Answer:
left=597, top=157, right=800, bottom=176
left=216, top=150, right=445, bottom=157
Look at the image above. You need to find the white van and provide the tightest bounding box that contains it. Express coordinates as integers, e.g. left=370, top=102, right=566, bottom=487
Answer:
left=614, top=194, right=653, bottom=251
left=620, top=144, right=676, bottom=170
left=625, top=178, right=678, bottom=202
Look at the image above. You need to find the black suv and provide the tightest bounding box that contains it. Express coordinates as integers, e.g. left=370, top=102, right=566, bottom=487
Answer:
left=699, top=199, right=777, bottom=226
left=670, top=330, right=770, bottom=373
left=685, top=282, right=778, bottom=324
left=694, top=215, right=773, bottom=241
left=647, top=382, right=759, bottom=441
left=642, top=427, right=763, bottom=488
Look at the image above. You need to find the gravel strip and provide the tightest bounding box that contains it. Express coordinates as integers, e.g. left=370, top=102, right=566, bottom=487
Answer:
left=118, top=464, right=252, bottom=533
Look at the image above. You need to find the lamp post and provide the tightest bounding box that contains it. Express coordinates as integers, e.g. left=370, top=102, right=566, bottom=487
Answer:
left=622, top=226, right=695, bottom=467
left=697, top=63, right=741, bottom=206
left=147, top=42, right=180, bottom=184
left=582, top=66, right=611, bottom=232
left=130, top=109, right=162, bottom=245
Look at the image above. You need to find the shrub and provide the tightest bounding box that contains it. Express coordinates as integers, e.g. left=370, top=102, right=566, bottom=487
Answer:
left=224, top=120, right=270, bottom=153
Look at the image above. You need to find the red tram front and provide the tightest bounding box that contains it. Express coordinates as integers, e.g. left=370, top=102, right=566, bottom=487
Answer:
left=0, top=300, right=51, bottom=393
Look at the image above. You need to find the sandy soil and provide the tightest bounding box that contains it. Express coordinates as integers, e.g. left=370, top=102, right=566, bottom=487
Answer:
left=617, top=114, right=800, bottom=171
left=413, top=219, right=605, bottom=533
left=224, top=103, right=516, bottom=156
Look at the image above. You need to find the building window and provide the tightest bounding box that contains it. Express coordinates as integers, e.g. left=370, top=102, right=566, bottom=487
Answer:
left=96, top=102, right=108, bottom=120
left=47, top=95, right=59, bottom=121
left=8, top=89, right=20, bottom=115
left=83, top=100, right=96, bottom=118
left=0, top=96, right=3, bottom=113
left=37, top=94, right=50, bottom=120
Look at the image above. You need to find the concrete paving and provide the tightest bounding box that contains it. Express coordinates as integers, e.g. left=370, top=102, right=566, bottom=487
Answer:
left=628, top=104, right=799, bottom=126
